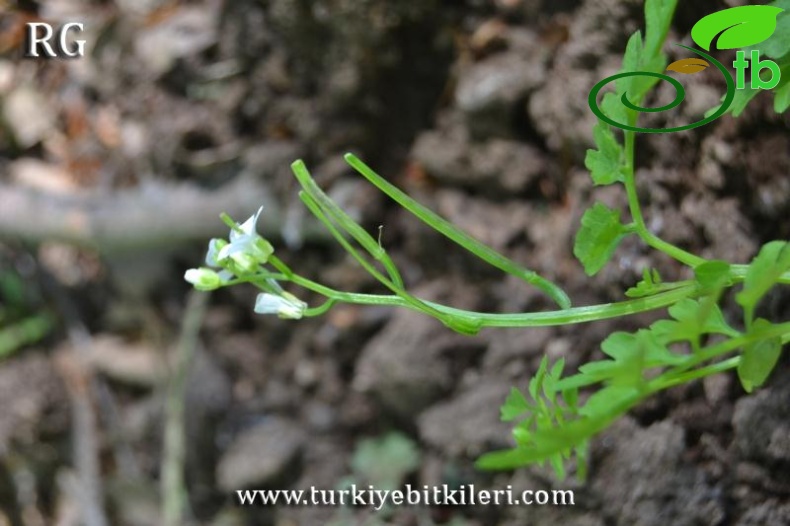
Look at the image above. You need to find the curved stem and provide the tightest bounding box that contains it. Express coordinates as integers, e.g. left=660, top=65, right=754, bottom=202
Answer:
left=622, top=128, right=705, bottom=268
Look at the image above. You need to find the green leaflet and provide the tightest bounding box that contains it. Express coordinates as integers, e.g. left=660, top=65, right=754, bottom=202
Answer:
left=626, top=268, right=691, bottom=298
left=694, top=260, right=732, bottom=293
left=501, top=387, right=531, bottom=422
left=573, top=203, right=629, bottom=276
left=691, top=5, right=784, bottom=51
left=738, top=319, right=783, bottom=393
left=617, top=31, right=666, bottom=102
left=736, top=241, right=790, bottom=322
left=585, top=123, right=625, bottom=185
left=644, top=0, right=678, bottom=58
left=600, top=91, right=629, bottom=128
left=579, top=330, right=683, bottom=386
left=650, top=298, right=739, bottom=345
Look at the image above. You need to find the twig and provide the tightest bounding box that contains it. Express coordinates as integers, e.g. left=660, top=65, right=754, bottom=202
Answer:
left=54, top=351, right=108, bottom=526
left=161, top=289, right=209, bottom=526
left=0, top=177, right=284, bottom=252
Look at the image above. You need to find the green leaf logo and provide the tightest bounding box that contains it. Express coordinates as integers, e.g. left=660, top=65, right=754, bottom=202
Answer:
left=691, top=5, right=784, bottom=51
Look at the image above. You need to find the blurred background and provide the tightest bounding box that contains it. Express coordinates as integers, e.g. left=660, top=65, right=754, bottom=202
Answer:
left=1, top=0, right=789, bottom=524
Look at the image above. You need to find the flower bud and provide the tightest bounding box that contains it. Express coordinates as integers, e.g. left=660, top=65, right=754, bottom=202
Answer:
left=184, top=268, right=223, bottom=291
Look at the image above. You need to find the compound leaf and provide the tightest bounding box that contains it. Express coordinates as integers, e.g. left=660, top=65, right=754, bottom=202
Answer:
left=574, top=203, right=629, bottom=276
left=738, top=318, right=783, bottom=393
left=691, top=5, right=784, bottom=51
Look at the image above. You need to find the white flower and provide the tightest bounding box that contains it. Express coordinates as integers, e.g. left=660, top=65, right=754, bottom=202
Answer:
left=217, top=207, right=274, bottom=272
left=254, top=292, right=307, bottom=319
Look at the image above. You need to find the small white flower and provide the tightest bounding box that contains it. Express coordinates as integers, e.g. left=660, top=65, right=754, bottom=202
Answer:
left=254, top=292, right=308, bottom=319
left=217, top=207, right=274, bottom=271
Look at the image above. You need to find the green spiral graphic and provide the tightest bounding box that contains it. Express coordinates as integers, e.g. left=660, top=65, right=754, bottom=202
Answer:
left=588, top=45, right=736, bottom=133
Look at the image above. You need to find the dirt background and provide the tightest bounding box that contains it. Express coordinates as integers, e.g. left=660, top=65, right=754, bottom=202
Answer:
left=1, top=0, right=790, bottom=525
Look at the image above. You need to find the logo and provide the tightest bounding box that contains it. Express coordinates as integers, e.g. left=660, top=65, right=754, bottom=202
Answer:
left=589, top=5, right=785, bottom=133
left=24, top=22, right=86, bottom=58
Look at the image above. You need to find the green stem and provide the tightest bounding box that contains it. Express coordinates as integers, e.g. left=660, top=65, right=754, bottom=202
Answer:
left=256, top=269, right=698, bottom=328
left=622, top=124, right=705, bottom=268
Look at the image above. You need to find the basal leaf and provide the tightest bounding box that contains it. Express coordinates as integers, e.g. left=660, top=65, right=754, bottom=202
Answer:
left=585, top=123, right=625, bottom=185
left=573, top=203, right=629, bottom=276
left=691, top=5, right=784, bottom=51
left=738, top=318, right=783, bottom=393
left=736, top=241, right=790, bottom=314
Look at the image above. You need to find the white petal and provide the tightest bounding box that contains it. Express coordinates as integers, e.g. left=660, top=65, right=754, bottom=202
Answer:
left=234, top=206, right=264, bottom=239
left=184, top=268, right=203, bottom=285
left=254, top=293, right=286, bottom=315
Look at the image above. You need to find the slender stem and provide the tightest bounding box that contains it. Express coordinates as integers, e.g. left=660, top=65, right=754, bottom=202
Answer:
left=651, top=357, right=740, bottom=391
left=162, top=290, right=209, bottom=526
left=621, top=122, right=705, bottom=268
